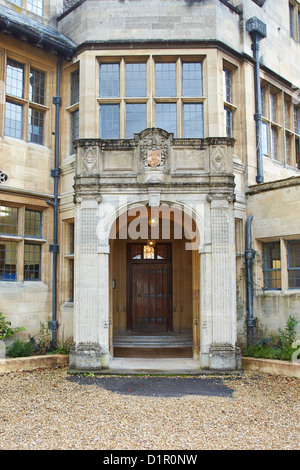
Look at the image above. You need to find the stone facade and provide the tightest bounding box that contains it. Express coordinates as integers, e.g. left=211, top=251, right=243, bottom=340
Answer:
left=0, top=0, right=299, bottom=371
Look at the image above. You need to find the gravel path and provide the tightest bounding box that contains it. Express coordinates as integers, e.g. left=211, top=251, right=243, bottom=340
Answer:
left=0, top=367, right=299, bottom=451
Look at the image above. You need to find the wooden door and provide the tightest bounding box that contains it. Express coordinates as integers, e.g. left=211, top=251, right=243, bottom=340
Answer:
left=127, top=243, right=172, bottom=332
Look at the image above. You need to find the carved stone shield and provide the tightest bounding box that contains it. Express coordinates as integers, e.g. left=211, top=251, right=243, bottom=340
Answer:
left=147, top=150, right=161, bottom=167
left=139, top=128, right=170, bottom=168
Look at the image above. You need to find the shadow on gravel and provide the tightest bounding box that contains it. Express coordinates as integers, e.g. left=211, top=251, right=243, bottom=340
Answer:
left=67, top=376, right=235, bottom=398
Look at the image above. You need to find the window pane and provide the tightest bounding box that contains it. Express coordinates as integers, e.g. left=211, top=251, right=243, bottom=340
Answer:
left=69, top=258, right=74, bottom=301
left=25, top=210, right=41, bottom=237
left=4, top=101, right=23, bottom=139
left=28, top=108, right=44, bottom=145
left=155, top=63, right=176, bottom=97
left=289, top=2, right=294, bottom=38
left=224, top=107, right=232, bottom=138
left=100, top=104, right=120, bottom=139
left=183, top=103, right=204, bottom=138
left=0, top=206, right=18, bottom=235
left=285, top=134, right=291, bottom=166
left=271, top=127, right=278, bottom=160
left=126, top=103, right=147, bottom=138
left=182, top=62, right=203, bottom=97
left=223, top=68, right=232, bottom=103
left=261, top=87, right=266, bottom=117
left=156, top=103, right=177, bottom=136
left=156, top=244, right=168, bottom=260
left=131, top=245, right=143, bottom=259
left=263, top=242, right=281, bottom=289
left=27, top=0, right=44, bottom=16
left=24, top=244, right=41, bottom=280
left=288, top=241, right=300, bottom=288
left=143, top=245, right=155, bottom=259
left=69, top=223, right=74, bottom=254
left=6, top=59, right=24, bottom=98
left=270, top=93, right=277, bottom=122
left=288, top=241, right=300, bottom=268
left=296, top=137, right=300, bottom=169
left=284, top=101, right=290, bottom=129
left=100, top=63, right=120, bottom=98
left=262, top=122, right=269, bottom=156
left=0, top=241, right=17, bottom=281
left=294, top=106, right=300, bottom=134
left=71, top=109, right=79, bottom=153
left=29, top=68, right=45, bottom=105
left=71, top=70, right=79, bottom=105
left=126, top=63, right=147, bottom=97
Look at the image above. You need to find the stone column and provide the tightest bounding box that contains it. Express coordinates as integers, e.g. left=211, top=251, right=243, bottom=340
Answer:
left=69, top=197, right=110, bottom=372
left=207, top=194, right=241, bottom=370
left=69, top=142, right=110, bottom=372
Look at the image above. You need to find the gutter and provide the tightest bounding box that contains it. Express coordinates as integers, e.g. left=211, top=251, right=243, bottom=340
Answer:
left=246, top=17, right=267, bottom=184
left=47, top=60, right=61, bottom=348
left=0, top=14, right=75, bottom=60
left=245, top=214, right=256, bottom=344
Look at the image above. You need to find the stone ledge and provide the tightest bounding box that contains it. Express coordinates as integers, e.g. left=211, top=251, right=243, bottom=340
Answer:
left=242, top=357, right=300, bottom=378
left=0, top=355, right=69, bottom=373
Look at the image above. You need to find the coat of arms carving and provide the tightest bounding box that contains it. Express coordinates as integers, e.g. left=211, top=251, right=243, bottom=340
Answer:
left=138, top=128, right=170, bottom=169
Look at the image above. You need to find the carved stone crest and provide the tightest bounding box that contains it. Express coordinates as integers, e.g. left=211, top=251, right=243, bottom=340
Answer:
left=138, top=128, right=170, bottom=169
left=82, top=148, right=98, bottom=175
left=147, top=149, right=161, bottom=167
left=211, top=146, right=226, bottom=173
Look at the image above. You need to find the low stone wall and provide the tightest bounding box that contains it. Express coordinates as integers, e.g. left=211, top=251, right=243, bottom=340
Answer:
left=1, top=355, right=299, bottom=377
left=0, top=355, right=69, bottom=373
left=242, top=357, right=300, bottom=378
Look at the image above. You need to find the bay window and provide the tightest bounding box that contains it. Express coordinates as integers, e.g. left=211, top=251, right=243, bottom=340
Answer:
left=98, top=57, right=205, bottom=139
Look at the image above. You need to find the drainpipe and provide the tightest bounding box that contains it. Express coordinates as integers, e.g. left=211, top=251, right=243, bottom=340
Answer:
left=246, top=17, right=267, bottom=184
left=245, top=214, right=256, bottom=344
left=48, top=59, right=61, bottom=348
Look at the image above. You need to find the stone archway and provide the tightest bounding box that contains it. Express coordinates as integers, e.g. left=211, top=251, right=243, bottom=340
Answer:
left=108, top=204, right=201, bottom=359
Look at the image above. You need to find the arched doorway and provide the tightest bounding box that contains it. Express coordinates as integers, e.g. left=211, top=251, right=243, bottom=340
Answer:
left=109, top=204, right=200, bottom=359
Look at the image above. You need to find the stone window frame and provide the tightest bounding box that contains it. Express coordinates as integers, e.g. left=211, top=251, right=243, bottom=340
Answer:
left=66, top=66, right=80, bottom=155
left=262, top=241, right=282, bottom=290
left=289, top=0, right=300, bottom=43
left=63, top=220, right=75, bottom=302
left=261, top=82, right=282, bottom=163
left=287, top=240, right=300, bottom=289
left=97, top=55, right=206, bottom=140
left=3, top=54, right=50, bottom=146
left=8, top=0, right=44, bottom=17
left=284, top=95, right=300, bottom=169
left=0, top=203, right=46, bottom=282
left=258, top=238, right=300, bottom=293
left=223, top=61, right=237, bottom=138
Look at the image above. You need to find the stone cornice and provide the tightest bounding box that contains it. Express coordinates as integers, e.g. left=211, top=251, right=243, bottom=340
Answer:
left=246, top=176, right=300, bottom=195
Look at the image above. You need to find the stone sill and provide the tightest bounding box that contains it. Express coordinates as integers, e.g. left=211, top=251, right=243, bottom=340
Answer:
left=0, top=354, right=69, bottom=373
left=242, top=357, right=300, bottom=378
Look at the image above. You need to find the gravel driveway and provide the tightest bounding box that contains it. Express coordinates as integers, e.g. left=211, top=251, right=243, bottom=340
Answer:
left=0, top=367, right=299, bottom=451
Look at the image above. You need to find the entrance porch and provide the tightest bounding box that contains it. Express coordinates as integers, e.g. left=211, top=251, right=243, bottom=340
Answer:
left=69, top=129, right=241, bottom=373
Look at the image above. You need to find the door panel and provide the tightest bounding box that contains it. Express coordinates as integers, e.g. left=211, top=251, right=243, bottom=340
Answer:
left=127, top=243, right=172, bottom=332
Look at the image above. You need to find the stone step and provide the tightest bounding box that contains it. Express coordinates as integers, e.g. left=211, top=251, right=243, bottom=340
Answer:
left=113, top=335, right=193, bottom=348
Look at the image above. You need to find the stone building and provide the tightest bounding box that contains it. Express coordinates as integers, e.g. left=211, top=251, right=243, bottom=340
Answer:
left=0, top=0, right=299, bottom=372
